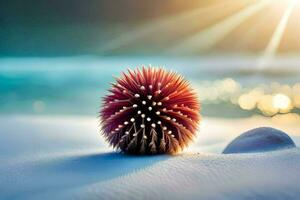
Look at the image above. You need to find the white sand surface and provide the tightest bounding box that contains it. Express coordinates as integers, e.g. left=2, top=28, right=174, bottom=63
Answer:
left=0, top=115, right=299, bottom=200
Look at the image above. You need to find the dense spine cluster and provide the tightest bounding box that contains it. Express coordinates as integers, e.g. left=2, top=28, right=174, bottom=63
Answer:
left=100, top=67, right=200, bottom=154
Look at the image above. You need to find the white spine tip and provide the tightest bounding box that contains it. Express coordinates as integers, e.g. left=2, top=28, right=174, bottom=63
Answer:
left=134, top=94, right=140, bottom=98
left=157, top=121, right=161, bottom=124
left=140, top=86, right=145, bottom=90
left=133, top=104, right=137, bottom=108
left=141, top=114, right=145, bottom=118
left=133, top=133, right=137, bottom=137
left=172, top=118, right=176, bottom=122
left=163, top=126, right=167, bottom=130
left=166, top=117, right=171, bottom=120
left=152, top=102, right=157, bottom=106
left=148, top=106, right=152, bottom=111
left=142, top=101, right=146, bottom=105
left=125, top=131, right=129, bottom=135
left=130, top=118, right=135, bottom=122
left=143, top=135, right=147, bottom=139
left=156, top=111, right=160, bottom=115
left=124, top=121, right=128, bottom=125
left=147, top=95, right=152, bottom=100
left=157, top=102, right=162, bottom=106
left=141, top=124, right=145, bottom=128
left=137, top=110, right=142, bottom=114
left=147, top=117, right=151, bottom=121
left=151, top=123, right=156, bottom=128
left=149, top=85, right=153, bottom=89
left=168, top=130, right=172, bottom=134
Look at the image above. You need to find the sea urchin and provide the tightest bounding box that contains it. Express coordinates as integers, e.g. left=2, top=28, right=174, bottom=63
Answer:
left=100, top=67, right=200, bottom=154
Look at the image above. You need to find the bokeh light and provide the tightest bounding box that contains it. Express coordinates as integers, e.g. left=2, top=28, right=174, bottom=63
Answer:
left=197, top=78, right=299, bottom=117
left=272, top=93, right=292, bottom=110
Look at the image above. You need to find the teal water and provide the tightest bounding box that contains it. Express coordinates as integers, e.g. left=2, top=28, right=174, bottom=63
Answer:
left=0, top=56, right=299, bottom=117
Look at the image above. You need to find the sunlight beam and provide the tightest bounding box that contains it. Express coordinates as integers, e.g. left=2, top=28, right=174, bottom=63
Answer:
left=257, top=0, right=298, bottom=69
left=168, top=0, right=272, bottom=54
left=97, top=0, right=243, bottom=53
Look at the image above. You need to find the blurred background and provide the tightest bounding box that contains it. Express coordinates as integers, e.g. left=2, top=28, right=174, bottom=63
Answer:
left=0, top=0, right=300, bottom=120
left=1, top=2, right=300, bottom=198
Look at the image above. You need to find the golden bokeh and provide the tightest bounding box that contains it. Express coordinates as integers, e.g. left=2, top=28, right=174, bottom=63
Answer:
left=272, top=93, right=292, bottom=112
left=197, top=78, right=299, bottom=117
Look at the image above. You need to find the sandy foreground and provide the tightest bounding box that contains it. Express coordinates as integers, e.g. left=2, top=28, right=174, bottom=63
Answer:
left=0, top=115, right=300, bottom=200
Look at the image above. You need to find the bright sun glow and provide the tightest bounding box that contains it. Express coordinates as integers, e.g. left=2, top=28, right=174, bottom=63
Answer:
left=258, top=0, right=298, bottom=69
left=272, top=94, right=292, bottom=110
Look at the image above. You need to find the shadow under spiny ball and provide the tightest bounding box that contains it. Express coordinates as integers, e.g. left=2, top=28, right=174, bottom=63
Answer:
left=42, top=152, right=168, bottom=183
left=223, top=127, right=296, bottom=154
left=100, top=67, right=200, bottom=155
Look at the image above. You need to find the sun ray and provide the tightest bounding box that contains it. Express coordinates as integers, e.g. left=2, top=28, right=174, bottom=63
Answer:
left=97, top=0, right=246, bottom=53
left=257, top=0, right=298, bottom=69
left=232, top=8, right=275, bottom=51
left=168, top=0, right=272, bottom=55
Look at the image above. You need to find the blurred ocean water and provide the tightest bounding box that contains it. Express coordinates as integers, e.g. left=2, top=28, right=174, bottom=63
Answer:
left=0, top=56, right=299, bottom=117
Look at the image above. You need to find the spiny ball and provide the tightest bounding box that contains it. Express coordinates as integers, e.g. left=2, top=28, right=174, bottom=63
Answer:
left=100, top=67, right=200, bottom=154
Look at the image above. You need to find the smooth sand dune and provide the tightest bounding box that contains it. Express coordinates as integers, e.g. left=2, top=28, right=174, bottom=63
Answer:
left=62, top=149, right=300, bottom=200
left=0, top=115, right=300, bottom=200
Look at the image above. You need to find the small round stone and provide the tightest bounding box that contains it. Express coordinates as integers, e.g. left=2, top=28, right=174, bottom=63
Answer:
left=223, top=127, right=296, bottom=154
